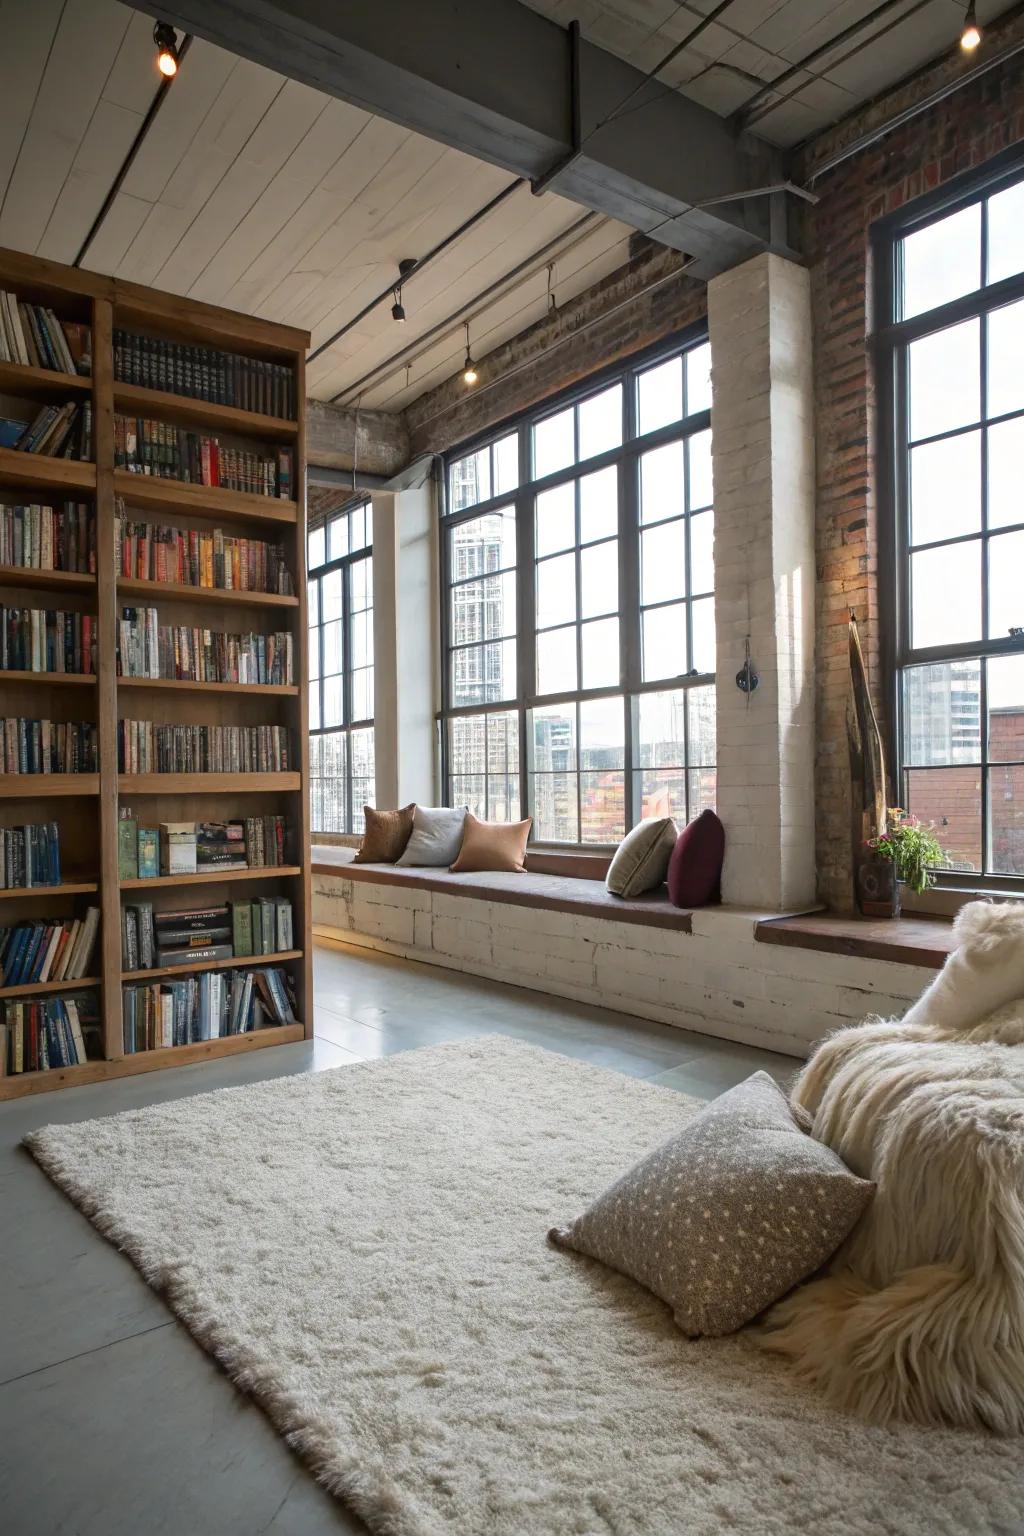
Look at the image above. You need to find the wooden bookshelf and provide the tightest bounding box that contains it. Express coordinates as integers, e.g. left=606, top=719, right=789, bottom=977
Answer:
left=0, top=245, right=312, bottom=1100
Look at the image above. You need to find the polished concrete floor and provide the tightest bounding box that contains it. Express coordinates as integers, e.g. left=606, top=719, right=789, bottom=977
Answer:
left=0, top=940, right=797, bottom=1536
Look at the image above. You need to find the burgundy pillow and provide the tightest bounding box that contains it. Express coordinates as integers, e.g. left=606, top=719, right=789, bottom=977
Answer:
left=666, top=809, right=725, bottom=908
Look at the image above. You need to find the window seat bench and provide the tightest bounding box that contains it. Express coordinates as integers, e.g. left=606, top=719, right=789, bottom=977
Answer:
left=311, top=846, right=939, bottom=1060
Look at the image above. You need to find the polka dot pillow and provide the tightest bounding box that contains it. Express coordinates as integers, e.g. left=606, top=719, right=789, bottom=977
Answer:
left=548, top=1071, right=873, bottom=1337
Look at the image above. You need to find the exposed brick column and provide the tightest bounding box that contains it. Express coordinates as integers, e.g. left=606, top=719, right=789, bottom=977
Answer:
left=709, top=252, right=816, bottom=911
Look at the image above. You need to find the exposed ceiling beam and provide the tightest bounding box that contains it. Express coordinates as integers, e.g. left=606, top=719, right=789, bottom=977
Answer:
left=121, top=0, right=782, bottom=278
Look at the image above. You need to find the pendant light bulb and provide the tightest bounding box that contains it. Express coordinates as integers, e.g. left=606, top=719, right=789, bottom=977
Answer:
left=960, top=1, right=981, bottom=50
left=154, top=21, right=179, bottom=76
left=462, top=320, right=478, bottom=386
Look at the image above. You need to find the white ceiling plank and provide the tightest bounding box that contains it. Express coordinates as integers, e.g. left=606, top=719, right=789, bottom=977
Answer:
left=37, top=99, right=145, bottom=264
left=0, top=0, right=64, bottom=216
left=78, top=189, right=151, bottom=275
left=118, top=40, right=241, bottom=205
left=102, top=5, right=167, bottom=114
left=0, top=0, right=131, bottom=252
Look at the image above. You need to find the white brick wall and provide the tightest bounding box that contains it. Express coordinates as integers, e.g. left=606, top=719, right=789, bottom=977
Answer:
left=312, top=874, right=930, bottom=1059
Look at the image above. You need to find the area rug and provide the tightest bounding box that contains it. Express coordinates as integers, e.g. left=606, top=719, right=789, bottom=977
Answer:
left=25, top=1037, right=1023, bottom=1536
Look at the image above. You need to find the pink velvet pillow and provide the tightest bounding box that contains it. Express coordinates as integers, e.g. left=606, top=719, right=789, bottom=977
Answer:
left=666, top=809, right=725, bottom=908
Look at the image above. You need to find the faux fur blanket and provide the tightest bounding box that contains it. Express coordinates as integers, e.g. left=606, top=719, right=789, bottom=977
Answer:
left=761, top=900, right=1024, bottom=1435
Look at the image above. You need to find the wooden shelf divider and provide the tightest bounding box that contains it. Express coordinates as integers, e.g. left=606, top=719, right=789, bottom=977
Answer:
left=0, top=244, right=311, bottom=1100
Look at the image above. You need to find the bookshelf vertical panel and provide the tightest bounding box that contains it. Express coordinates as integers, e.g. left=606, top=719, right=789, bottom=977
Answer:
left=93, top=296, right=122, bottom=1061
left=293, top=352, right=312, bottom=1039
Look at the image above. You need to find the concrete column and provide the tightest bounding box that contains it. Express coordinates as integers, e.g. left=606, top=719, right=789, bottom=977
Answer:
left=708, top=252, right=816, bottom=910
left=371, top=485, right=438, bottom=809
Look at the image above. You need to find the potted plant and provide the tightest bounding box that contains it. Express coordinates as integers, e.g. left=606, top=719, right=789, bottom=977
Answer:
left=859, top=808, right=944, bottom=918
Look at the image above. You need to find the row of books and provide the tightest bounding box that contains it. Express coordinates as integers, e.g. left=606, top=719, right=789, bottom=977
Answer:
left=117, top=609, right=294, bottom=686
left=114, top=417, right=293, bottom=499
left=1, top=605, right=96, bottom=675
left=1, top=401, right=91, bottom=460
left=0, top=909, right=100, bottom=986
left=113, top=331, right=295, bottom=419
left=1, top=719, right=97, bottom=774
left=121, top=897, right=293, bottom=970
left=117, top=721, right=289, bottom=775
left=0, top=294, right=90, bottom=375
left=1, top=991, right=98, bottom=1075
left=0, top=502, right=95, bottom=573
left=114, top=515, right=292, bottom=594
left=122, top=965, right=296, bottom=1052
left=2, top=822, right=62, bottom=888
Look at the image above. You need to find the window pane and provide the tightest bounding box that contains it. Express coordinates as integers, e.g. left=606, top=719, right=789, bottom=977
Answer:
left=451, top=508, right=516, bottom=581
left=688, top=767, right=717, bottom=821
left=637, top=356, right=683, bottom=435
left=350, top=729, right=374, bottom=827
left=322, top=619, right=342, bottom=675
left=640, top=440, right=684, bottom=524
left=328, top=515, right=348, bottom=560
left=909, top=430, right=980, bottom=546
left=308, top=526, right=325, bottom=569
left=449, top=715, right=486, bottom=777
left=908, top=318, right=979, bottom=441
left=988, top=528, right=1024, bottom=640
left=642, top=520, right=686, bottom=605
left=690, top=596, right=716, bottom=675
left=988, top=416, right=1024, bottom=529
left=351, top=553, right=372, bottom=609
left=452, top=640, right=515, bottom=706
left=987, top=298, right=1024, bottom=419
left=580, top=695, right=624, bottom=766
left=533, top=406, right=574, bottom=479
left=537, top=625, right=577, bottom=694
left=532, top=774, right=578, bottom=842
left=321, top=569, right=342, bottom=623
left=308, top=679, right=320, bottom=730
left=487, top=710, right=520, bottom=775
left=579, top=466, right=617, bottom=542
left=450, top=774, right=486, bottom=819
left=535, top=482, right=575, bottom=558
left=641, top=769, right=686, bottom=822
left=580, top=772, right=624, bottom=843
left=536, top=552, right=576, bottom=629
left=637, top=689, right=685, bottom=768
left=581, top=617, right=619, bottom=689
left=493, top=432, right=519, bottom=496
left=351, top=667, right=373, bottom=721
left=532, top=704, right=576, bottom=769
left=308, top=577, right=319, bottom=628
left=988, top=179, right=1024, bottom=286
left=350, top=608, right=373, bottom=668
left=686, top=342, right=712, bottom=415
left=452, top=571, right=516, bottom=643
left=687, top=429, right=713, bottom=511
left=688, top=685, right=716, bottom=765
left=690, top=511, right=714, bottom=595
left=322, top=674, right=343, bottom=727
left=989, top=765, right=1024, bottom=875
left=904, top=767, right=980, bottom=872
left=580, top=540, right=618, bottom=619
left=988, top=655, right=1024, bottom=762
left=309, top=628, right=320, bottom=679
left=901, top=203, right=981, bottom=320
left=450, top=446, right=490, bottom=512
left=577, top=383, right=622, bottom=462
left=643, top=602, right=686, bottom=682
left=911, top=541, right=981, bottom=649
left=902, top=661, right=981, bottom=766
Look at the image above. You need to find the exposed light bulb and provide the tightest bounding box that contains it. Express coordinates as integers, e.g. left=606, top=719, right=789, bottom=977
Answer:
left=961, top=1, right=981, bottom=50
left=462, top=320, right=478, bottom=386
left=154, top=22, right=179, bottom=76
left=391, top=299, right=406, bottom=323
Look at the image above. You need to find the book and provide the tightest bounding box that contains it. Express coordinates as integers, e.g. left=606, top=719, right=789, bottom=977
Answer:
left=0, top=909, right=99, bottom=985
left=155, top=942, right=233, bottom=967
left=114, top=415, right=291, bottom=498
left=0, top=295, right=91, bottom=376
left=231, top=901, right=253, bottom=957
left=0, top=503, right=95, bottom=573
left=121, top=964, right=295, bottom=1052
left=1, top=822, right=62, bottom=888
left=0, top=719, right=98, bottom=774
left=112, top=332, right=294, bottom=419
left=117, top=608, right=293, bottom=685
left=118, top=816, right=139, bottom=879
left=2, top=989, right=99, bottom=1074
left=0, top=604, right=96, bottom=674
left=137, top=827, right=159, bottom=879
left=159, top=823, right=198, bottom=874
left=118, top=721, right=289, bottom=774
left=113, top=513, right=292, bottom=594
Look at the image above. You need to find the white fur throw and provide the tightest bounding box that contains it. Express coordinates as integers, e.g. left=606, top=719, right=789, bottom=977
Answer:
left=761, top=900, right=1024, bottom=1435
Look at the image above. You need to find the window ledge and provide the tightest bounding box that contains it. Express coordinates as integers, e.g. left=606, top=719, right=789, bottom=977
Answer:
left=755, top=912, right=955, bottom=969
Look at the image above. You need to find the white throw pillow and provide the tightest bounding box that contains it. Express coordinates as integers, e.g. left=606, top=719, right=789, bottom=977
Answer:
left=605, top=816, right=677, bottom=897
left=395, top=806, right=468, bottom=867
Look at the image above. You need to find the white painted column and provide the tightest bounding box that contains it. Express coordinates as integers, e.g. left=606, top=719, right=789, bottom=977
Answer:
left=371, top=486, right=438, bottom=809
left=708, top=252, right=816, bottom=910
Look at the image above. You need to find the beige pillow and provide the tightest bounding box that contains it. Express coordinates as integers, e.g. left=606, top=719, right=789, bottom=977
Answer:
left=549, top=1072, right=873, bottom=1338
left=450, top=812, right=532, bottom=873
left=353, top=803, right=416, bottom=863
left=605, top=816, right=677, bottom=897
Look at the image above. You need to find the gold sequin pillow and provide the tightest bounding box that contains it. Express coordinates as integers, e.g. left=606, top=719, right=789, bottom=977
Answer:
left=548, top=1071, right=873, bottom=1337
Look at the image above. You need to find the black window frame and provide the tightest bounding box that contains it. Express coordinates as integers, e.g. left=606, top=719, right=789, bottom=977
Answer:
left=438, top=324, right=717, bottom=849
left=308, top=498, right=374, bottom=836
left=875, top=145, right=1024, bottom=889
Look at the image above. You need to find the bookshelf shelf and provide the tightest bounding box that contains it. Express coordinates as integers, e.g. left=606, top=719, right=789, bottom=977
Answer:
left=113, top=469, right=296, bottom=526
left=0, top=774, right=99, bottom=797
left=123, top=948, right=302, bottom=982
left=116, top=577, right=298, bottom=609
left=113, top=382, right=298, bottom=442
left=0, top=360, right=92, bottom=401
left=117, top=677, right=299, bottom=696
left=0, top=669, right=96, bottom=687
left=0, top=880, right=98, bottom=900
left=0, top=244, right=311, bottom=1100
left=0, top=975, right=100, bottom=1000
left=0, top=449, right=95, bottom=495
left=119, top=863, right=302, bottom=890
left=0, top=566, right=96, bottom=593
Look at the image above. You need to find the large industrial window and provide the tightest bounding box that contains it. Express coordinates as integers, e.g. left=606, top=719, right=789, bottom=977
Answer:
left=878, top=154, right=1024, bottom=882
left=440, top=330, right=716, bottom=846
left=308, top=499, right=374, bottom=834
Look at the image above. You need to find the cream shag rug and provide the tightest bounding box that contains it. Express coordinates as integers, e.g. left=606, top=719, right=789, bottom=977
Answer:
left=25, top=1037, right=1023, bottom=1536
